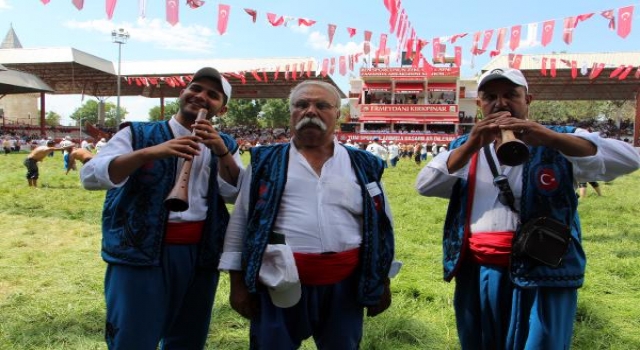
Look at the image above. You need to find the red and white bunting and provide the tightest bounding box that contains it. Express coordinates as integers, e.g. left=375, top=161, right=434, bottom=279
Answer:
left=601, top=10, right=615, bottom=30
left=267, top=13, right=285, bottom=26
left=217, top=4, right=230, bottom=35
left=244, top=8, right=257, bottom=23
left=541, top=20, right=555, bottom=47
left=617, top=6, right=634, bottom=39
left=327, top=24, right=337, bottom=48
left=72, top=0, right=84, bottom=10
left=166, top=0, right=179, bottom=26
left=509, top=25, right=521, bottom=51
left=106, top=0, right=117, bottom=19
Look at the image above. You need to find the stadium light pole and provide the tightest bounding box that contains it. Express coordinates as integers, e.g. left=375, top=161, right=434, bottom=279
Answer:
left=111, top=28, right=129, bottom=126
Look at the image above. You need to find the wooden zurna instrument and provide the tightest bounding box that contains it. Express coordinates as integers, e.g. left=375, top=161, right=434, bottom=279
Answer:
left=164, top=108, right=208, bottom=212
left=496, top=129, right=530, bottom=166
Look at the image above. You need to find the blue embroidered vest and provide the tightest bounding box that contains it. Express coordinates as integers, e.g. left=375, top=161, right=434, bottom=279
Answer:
left=101, top=121, right=238, bottom=268
left=242, top=143, right=395, bottom=305
left=443, top=125, right=586, bottom=288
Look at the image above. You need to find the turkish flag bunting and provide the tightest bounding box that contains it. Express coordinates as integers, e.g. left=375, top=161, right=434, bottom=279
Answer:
left=217, top=4, right=230, bottom=35
left=274, top=66, right=280, bottom=81
left=251, top=70, right=262, bottom=82
left=481, top=29, right=493, bottom=52
left=571, top=60, right=578, bottom=79
left=601, top=10, right=615, bottom=30
left=321, top=59, right=329, bottom=77
left=634, top=66, right=640, bottom=79
left=348, top=55, right=354, bottom=71
left=576, top=13, right=594, bottom=23
left=617, top=6, right=634, bottom=39
left=307, top=60, right=313, bottom=77
left=267, top=13, right=285, bottom=26
left=72, top=0, right=84, bottom=10
left=106, top=0, right=117, bottom=19
left=395, top=9, right=406, bottom=37
left=244, top=8, right=257, bottom=23
left=339, top=56, right=347, bottom=76
left=406, top=38, right=414, bottom=59
left=508, top=54, right=522, bottom=69
left=550, top=58, right=557, bottom=77
left=389, top=0, right=400, bottom=33
left=432, top=37, right=440, bottom=62
left=363, top=30, right=372, bottom=55
left=471, top=31, right=482, bottom=55
left=187, top=0, right=204, bottom=9
left=421, top=58, right=433, bottom=76
left=376, top=34, right=388, bottom=64
left=327, top=24, right=337, bottom=48
left=491, top=28, right=507, bottom=57
left=509, top=25, right=521, bottom=51
left=454, top=46, right=461, bottom=66
left=541, top=57, right=548, bottom=76
left=589, top=63, right=605, bottom=79
left=449, top=33, right=467, bottom=44
left=298, top=18, right=316, bottom=27
left=618, top=65, right=634, bottom=80
left=284, top=64, right=290, bottom=80
left=329, top=58, right=336, bottom=75
left=347, top=27, right=357, bottom=37
left=166, top=0, right=179, bottom=26
left=163, top=77, right=173, bottom=88
left=292, top=63, right=298, bottom=81
left=541, top=20, right=555, bottom=46
left=610, top=64, right=626, bottom=78
left=262, top=69, right=268, bottom=83
left=41, top=0, right=50, bottom=4
left=562, top=17, right=577, bottom=44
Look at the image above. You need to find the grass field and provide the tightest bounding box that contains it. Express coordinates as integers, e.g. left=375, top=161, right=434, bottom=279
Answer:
left=0, top=149, right=639, bottom=349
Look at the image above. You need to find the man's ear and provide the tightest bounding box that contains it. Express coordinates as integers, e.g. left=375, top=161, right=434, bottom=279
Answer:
left=525, top=94, right=533, bottom=105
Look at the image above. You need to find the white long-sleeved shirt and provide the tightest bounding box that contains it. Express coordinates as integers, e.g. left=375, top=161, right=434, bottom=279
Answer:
left=80, top=117, right=244, bottom=223
left=415, top=130, right=640, bottom=233
left=219, top=138, right=394, bottom=271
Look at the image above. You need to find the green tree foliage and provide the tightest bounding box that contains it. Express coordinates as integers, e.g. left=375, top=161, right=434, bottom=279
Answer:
left=44, top=111, right=61, bottom=127
left=528, top=100, right=635, bottom=123
left=223, top=99, right=265, bottom=127
left=148, top=100, right=180, bottom=121
left=260, top=99, right=290, bottom=128
left=69, top=99, right=127, bottom=127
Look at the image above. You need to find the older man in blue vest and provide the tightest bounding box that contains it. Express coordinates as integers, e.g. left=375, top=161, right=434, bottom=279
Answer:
left=219, top=80, right=399, bottom=349
left=80, top=67, right=243, bottom=349
left=416, top=68, right=640, bottom=350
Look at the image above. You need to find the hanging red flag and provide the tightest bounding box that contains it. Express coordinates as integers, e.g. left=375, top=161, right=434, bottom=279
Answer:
left=618, top=65, right=634, bottom=80
left=541, top=20, right=555, bottom=46
left=291, top=63, right=298, bottom=81
left=449, top=33, right=467, bottom=44
left=508, top=54, right=522, bottom=69
left=509, top=25, right=521, bottom=51
left=363, top=30, right=372, bottom=55
left=550, top=58, right=557, bottom=77
left=329, top=58, right=336, bottom=75
left=589, top=63, right=605, bottom=79
left=327, top=24, right=337, bottom=48
left=262, top=68, right=268, bottom=83
left=634, top=66, right=640, bottom=79
left=405, top=38, right=414, bottom=59
left=244, top=8, right=257, bottom=23
left=481, top=29, right=494, bottom=52
left=339, top=56, right=347, bottom=76
left=106, top=0, right=117, bottom=19
left=389, top=0, right=399, bottom=33
left=321, top=59, right=329, bottom=77
left=284, top=65, right=290, bottom=80
left=432, top=37, right=440, bottom=62
left=617, top=6, right=634, bottom=39
left=541, top=57, right=548, bottom=76
left=436, top=43, right=446, bottom=63
left=562, top=17, right=577, bottom=44
left=166, top=0, right=179, bottom=26
left=267, top=13, right=285, bottom=26
left=376, top=34, right=388, bottom=64
left=274, top=66, right=280, bottom=81
left=41, top=0, right=50, bottom=4
left=571, top=60, right=578, bottom=79
left=346, top=27, right=357, bottom=37
left=217, top=4, right=230, bottom=35
left=490, top=28, right=507, bottom=57
left=395, top=9, right=406, bottom=38
left=609, top=65, right=626, bottom=78
left=454, top=46, right=461, bottom=66
left=298, top=18, right=316, bottom=27
left=576, top=13, right=595, bottom=23
left=348, top=55, right=355, bottom=71
left=187, top=0, right=204, bottom=9
left=471, top=31, right=482, bottom=55
left=251, top=70, right=262, bottom=82
left=601, top=10, right=615, bottom=30
left=72, top=0, right=84, bottom=10
left=307, top=60, right=313, bottom=77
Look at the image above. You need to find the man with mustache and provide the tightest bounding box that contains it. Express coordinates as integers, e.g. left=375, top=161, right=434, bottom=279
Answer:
left=415, top=68, right=640, bottom=349
left=219, top=80, right=399, bottom=349
left=80, top=67, right=244, bottom=349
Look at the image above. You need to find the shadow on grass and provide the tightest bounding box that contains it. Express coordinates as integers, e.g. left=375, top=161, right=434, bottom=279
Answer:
left=573, top=301, right=640, bottom=349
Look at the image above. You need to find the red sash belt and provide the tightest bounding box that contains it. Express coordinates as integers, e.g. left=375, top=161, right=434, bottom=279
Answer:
left=293, top=248, right=360, bottom=285
left=164, top=221, right=204, bottom=244
left=468, top=231, right=514, bottom=267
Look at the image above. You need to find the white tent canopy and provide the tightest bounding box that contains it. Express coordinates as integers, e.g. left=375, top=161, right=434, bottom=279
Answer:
left=0, top=63, right=53, bottom=95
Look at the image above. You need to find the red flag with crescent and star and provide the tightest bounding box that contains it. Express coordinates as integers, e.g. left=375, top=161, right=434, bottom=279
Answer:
left=106, top=0, right=117, bottom=19
left=617, top=6, right=634, bottom=39
left=187, top=0, right=204, bottom=9
left=541, top=20, right=555, bottom=47
left=166, top=0, right=179, bottom=26
left=509, top=25, right=521, bottom=51
left=217, top=4, right=230, bottom=35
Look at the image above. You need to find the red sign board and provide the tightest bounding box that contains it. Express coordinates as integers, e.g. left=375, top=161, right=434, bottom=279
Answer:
left=336, top=132, right=457, bottom=144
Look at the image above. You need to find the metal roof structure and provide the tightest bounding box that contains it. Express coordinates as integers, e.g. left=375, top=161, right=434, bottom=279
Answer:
left=0, top=63, right=53, bottom=94
left=481, top=52, right=640, bottom=101
left=0, top=47, right=345, bottom=99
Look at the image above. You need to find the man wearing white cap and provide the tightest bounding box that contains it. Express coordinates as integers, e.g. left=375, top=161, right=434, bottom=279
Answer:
left=416, top=67, right=640, bottom=349
left=80, top=67, right=244, bottom=349
left=220, top=80, right=399, bottom=349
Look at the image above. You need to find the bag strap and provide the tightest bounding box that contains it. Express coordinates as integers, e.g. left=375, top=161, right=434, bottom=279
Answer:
left=483, top=145, right=519, bottom=214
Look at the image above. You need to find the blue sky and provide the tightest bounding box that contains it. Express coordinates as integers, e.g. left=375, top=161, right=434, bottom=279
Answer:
left=0, top=0, right=638, bottom=124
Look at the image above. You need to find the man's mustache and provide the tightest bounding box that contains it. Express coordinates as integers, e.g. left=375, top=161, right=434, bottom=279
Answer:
left=295, top=117, right=327, bottom=131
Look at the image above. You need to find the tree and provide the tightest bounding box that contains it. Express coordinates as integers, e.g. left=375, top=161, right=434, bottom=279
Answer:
left=260, top=99, right=290, bottom=128
left=223, top=99, right=265, bottom=126
left=148, top=100, right=180, bottom=121
left=69, top=99, right=127, bottom=127
left=44, top=111, right=61, bottom=126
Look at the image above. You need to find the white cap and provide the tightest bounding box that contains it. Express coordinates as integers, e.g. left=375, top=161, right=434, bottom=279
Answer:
left=64, top=135, right=71, bottom=140
left=389, top=141, right=394, bottom=144
left=477, top=68, right=528, bottom=91
left=258, top=244, right=301, bottom=308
